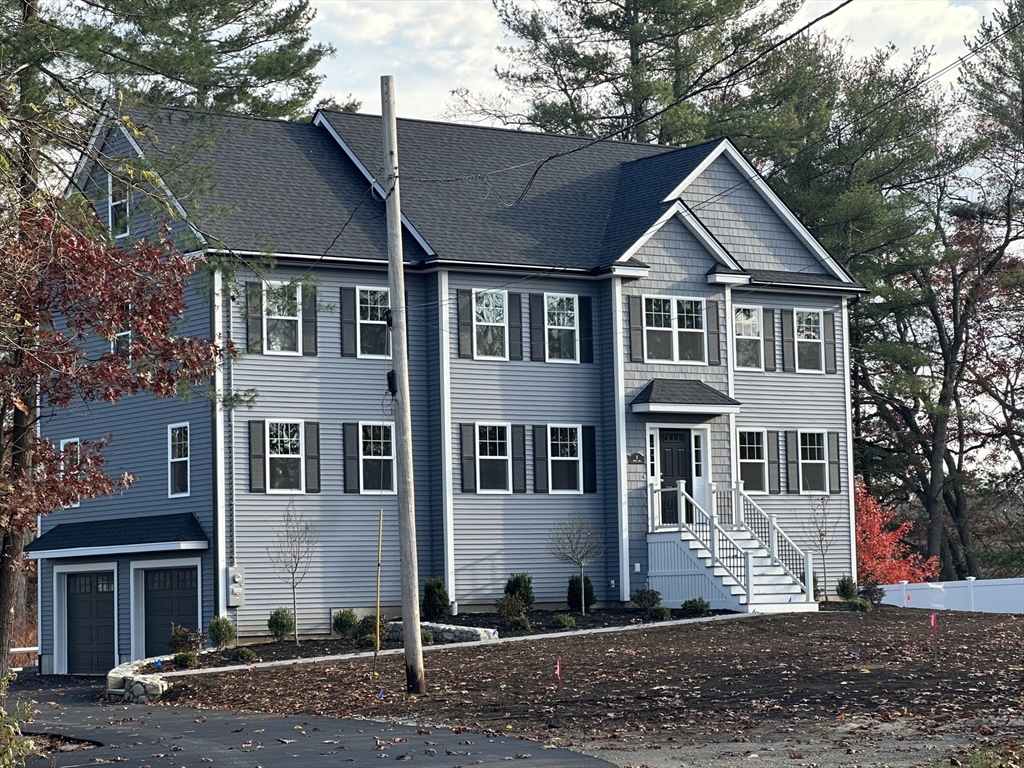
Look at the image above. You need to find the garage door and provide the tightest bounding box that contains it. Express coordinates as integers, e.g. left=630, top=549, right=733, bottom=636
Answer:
left=144, top=567, right=198, bottom=657
left=67, top=572, right=115, bottom=675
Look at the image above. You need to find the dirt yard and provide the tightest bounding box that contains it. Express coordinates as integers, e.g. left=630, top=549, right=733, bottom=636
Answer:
left=165, top=607, right=1024, bottom=767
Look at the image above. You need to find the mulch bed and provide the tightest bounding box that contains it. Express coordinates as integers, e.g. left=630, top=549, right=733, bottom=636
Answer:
left=164, top=606, right=1024, bottom=746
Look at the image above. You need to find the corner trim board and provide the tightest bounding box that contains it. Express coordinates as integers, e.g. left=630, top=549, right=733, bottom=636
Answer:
left=612, top=277, right=630, bottom=601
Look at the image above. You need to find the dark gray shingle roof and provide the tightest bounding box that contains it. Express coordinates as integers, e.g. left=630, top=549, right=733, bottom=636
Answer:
left=631, top=379, right=741, bottom=408
left=747, top=269, right=867, bottom=292
left=26, top=512, right=208, bottom=553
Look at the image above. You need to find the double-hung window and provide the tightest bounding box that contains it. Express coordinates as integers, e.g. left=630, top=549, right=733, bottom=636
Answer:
left=110, top=303, right=132, bottom=357
left=60, top=438, right=80, bottom=508
left=361, top=422, right=395, bottom=493
left=549, top=425, right=582, bottom=493
left=264, top=282, right=302, bottom=355
left=267, top=421, right=303, bottom=492
left=738, top=431, right=767, bottom=493
left=168, top=423, right=190, bottom=497
left=799, top=432, right=827, bottom=492
left=358, top=287, right=390, bottom=357
left=477, top=424, right=511, bottom=493
left=545, top=293, right=578, bottom=362
left=644, top=296, right=706, bottom=363
left=795, top=310, right=823, bottom=372
left=108, top=173, right=129, bottom=238
left=734, top=307, right=763, bottom=370
left=473, top=289, right=507, bottom=359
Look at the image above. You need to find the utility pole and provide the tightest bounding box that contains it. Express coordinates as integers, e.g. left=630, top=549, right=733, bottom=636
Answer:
left=380, top=74, right=426, bottom=695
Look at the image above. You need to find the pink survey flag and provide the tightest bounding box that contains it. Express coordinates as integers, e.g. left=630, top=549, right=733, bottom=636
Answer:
left=555, top=657, right=563, bottom=691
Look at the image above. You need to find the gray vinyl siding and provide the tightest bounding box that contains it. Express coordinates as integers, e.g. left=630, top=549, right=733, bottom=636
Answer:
left=446, top=273, right=613, bottom=607
left=732, top=292, right=853, bottom=593
left=225, top=265, right=436, bottom=637
left=680, top=156, right=828, bottom=275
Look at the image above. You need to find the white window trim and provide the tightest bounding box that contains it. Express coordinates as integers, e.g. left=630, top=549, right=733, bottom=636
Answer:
left=356, top=285, right=391, bottom=360
left=794, top=308, right=825, bottom=374
left=53, top=562, right=118, bottom=675
left=359, top=420, right=397, bottom=495
left=642, top=293, right=709, bottom=365
left=129, top=557, right=202, bottom=663
left=737, top=429, right=769, bottom=495
left=547, top=423, right=583, bottom=495
left=475, top=422, right=512, bottom=495
left=797, top=430, right=828, bottom=495
left=262, top=280, right=302, bottom=356
left=168, top=422, right=190, bottom=498
left=472, top=288, right=509, bottom=361
left=544, top=292, right=579, bottom=364
left=108, top=172, right=129, bottom=239
left=59, top=438, right=80, bottom=508
left=733, top=305, right=764, bottom=371
left=266, top=419, right=305, bottom=494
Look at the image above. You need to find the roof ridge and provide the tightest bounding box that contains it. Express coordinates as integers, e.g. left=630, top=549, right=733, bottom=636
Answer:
left=133, top=104, right=312, bottom=127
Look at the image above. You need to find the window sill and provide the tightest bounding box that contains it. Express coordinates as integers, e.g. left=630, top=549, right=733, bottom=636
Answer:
left=549, top=489, right=583, bottom=495
left=267, top=488, right=305, bottom=495
left=545, top=357, right=579, bottom=365
left=476, top=489, right=512, bottom=495
left=168, top=492, right=191, bottom=499
left=360, top=490, right=397, bottom=496
left=472, top=356, right=510, bottom=362
left=263, top=349, right=303, bottom=357
left=357, top=354, right=392, bottom=360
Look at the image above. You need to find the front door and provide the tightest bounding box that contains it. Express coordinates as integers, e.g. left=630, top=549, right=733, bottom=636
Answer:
left=67, top=572, right=115, bottom=675
left=144, top=567, right=198, bottom=657
left=659, top=429, right=692, bottom=525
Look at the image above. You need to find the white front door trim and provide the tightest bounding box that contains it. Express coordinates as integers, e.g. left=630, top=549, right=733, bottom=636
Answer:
left=646, top=424, right=712, bottom=514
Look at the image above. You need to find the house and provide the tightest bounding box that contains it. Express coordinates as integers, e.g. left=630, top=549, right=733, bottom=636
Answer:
left=27, top=108, right=866, bottom=675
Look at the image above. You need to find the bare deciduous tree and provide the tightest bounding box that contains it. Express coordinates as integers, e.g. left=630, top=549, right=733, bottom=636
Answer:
left=546, top=514, right=605, bottom=615
left=267, top=502, right=318, bottom=645
left=806, top=495, right=839, bottom=599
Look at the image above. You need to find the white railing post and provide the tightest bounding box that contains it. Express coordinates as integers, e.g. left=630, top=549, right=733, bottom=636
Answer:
left=744, top=550, right=755, bottom=602
left=768, top=514, right=779, bottom=561
left=804, top=551, right=815, bottom=602
left=677, top=484, right=685, bottom=529
left=648, top=482, right=657, bottom=530
left=734, top=481, right=745, bottom=526
left=709, top=481, right=717, bottom=521
left=708, top=505, right=718, bottom=562
left=899, top=580, right=908, bottom=608
left=967, top=576, right=976, bottom=612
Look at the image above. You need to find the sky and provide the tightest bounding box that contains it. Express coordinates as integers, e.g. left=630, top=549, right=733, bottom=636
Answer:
left=307, top=0, right=1000, bottom=122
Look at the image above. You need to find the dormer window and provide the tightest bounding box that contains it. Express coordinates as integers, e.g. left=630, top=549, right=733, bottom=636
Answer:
left=108, top=173, right=129, bottom=238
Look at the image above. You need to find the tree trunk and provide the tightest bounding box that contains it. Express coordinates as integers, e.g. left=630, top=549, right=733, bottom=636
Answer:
left=291, top=585, right=299, bottom=646
left=579, top=565, right=586, bottom=615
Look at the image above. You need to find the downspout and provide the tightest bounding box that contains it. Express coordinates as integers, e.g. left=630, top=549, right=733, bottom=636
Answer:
left=612, top=277, right=630, bottom=601
left=212, top=268, right=227, bottom=617
left=724, top=286, right=738, bottom=493
left=439, top=270, right=456, bottom=606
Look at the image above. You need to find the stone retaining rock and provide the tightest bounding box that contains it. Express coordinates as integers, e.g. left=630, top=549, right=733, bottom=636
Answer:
left=106, top=656, right=174, bottom=703
left=386, top=621, right=499, bottom=643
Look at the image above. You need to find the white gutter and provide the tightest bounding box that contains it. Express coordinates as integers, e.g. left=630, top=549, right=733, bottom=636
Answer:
left=439, top=271, right=456, bottom=601
left=612, top=276, right=630, bottom=601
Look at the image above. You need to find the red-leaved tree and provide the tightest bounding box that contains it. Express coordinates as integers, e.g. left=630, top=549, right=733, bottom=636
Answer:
left=855, top=484, right=940, bottom=586
left=0, top=200, right=231, bottom=676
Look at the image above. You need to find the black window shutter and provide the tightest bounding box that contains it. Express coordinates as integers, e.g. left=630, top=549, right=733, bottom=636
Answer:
left=786, top=431, right=799, bottom=494
left=763, top=308, right=777, bottom=372
left=767, top=430, right=781, bottom=494
left=461, top=424, right=476, bottom=492
left=511, top=425, right=526, bottom=493
left=305, top=421, right=320, bottom=493
left=248, top=420, right=265, bottom=493
left=781, top=310, right=795, bottom=372
left=457, top=290, right=473, bottom=358
left=340, top=287, right=356, bottom=357
left=579, top=296, right=594, bottom=363
left=533, top=425, right=548, bottom=493
left=246, top=283, right=263, bottom=354
left=343, top=422, right=359, bottom=493
left=824, top=312, right=837, bottom=374
left=582, top=425, right=597, bottom=493
left=530, top=293, right=545, bottom=361
left=508, top=293, right=523, bottom=360
left=629, top=295, right=644, bottom=362
left=828, top=432, right=841, bottom=494
left=302, top=287, right=317, bottom=357
left=706, top=300, right=720, bottom=365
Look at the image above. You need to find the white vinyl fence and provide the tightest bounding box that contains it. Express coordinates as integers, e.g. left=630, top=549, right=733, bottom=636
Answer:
left=881, top=577, right=1024, bottom=614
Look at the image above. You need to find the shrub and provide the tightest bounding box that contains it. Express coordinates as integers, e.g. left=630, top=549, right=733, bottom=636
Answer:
left=567, top=574, right=595, bottom=613
left=422, top=577, right=451, bottom=622
left=0, top=675, right=33, bottom=768
left=332, top=609, right=358, bottom=637
left=680, top=597, right=711, bottom=617
left=648, top=606, right=672, bottom=621
left=848, top=597, right=872, bottom=612
left=508, top=615, right=531, bottom=632
left=859, top=581, right=886, bottom=605
left=229, top=646, right=256, bottom=663
left=208, top=617, right=236, bottom=650
left=168, top=623, right=205, bottom=653
left=357, top=633, right=377, bottom=649
left=550, top=613, right=576, bottom=630
left=356, top=613, right=387, bottom=641
left=504, top=573, right=535, bottom=612
left=631, top=588, right=661, bottom=610
left=836, top=575, right=858, bottom=601
left=496, top=594, right=527, bottom=621
left=813, top=573, right=823, bottom=602
left=267, top=608, right=295, bottom=641
left=421, top=630, right=434, bottom=645
left=172, top=651, right=200, bottom=669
